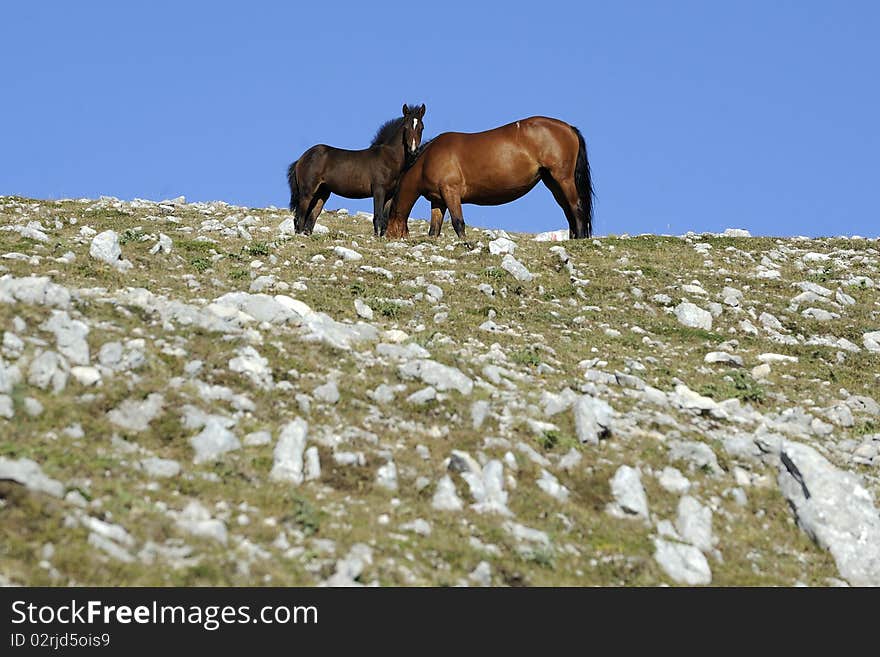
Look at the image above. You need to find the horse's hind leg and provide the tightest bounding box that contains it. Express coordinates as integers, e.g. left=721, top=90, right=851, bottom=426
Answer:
left=440, top=187, right=467, bottom=240
left=304, top=187, right=330, bottom=234
left=428, top=201, right=447, bottom=237
left=541, top=171, right=582, bottom=239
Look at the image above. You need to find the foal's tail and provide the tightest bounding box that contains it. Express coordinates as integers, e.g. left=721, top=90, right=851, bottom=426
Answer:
left=287, top=160, right=299, bottom=211
left=571, top=126, right=594, bottom=238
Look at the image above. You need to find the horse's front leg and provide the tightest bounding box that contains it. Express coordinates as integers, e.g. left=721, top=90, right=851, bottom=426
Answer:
left=371, top=187, right=386, bottom=237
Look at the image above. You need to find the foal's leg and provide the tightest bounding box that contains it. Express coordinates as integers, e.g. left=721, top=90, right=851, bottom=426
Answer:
left=428, top=201, right=447, bottom=237
left=371, top=187, right=386, bottom=237
left=440, top=187, right=467, bottom=240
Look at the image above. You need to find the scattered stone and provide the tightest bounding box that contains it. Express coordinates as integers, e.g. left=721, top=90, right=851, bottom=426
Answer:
left=573, top=395, right=613, bottom=444
left=653, top=538, right=712, bottom=585
left=674, top=302, right=712, bottom=330
left=89, top=230, right=132, bottom=271
left=500, top=254, right=534, bottom=282
left=269, top=418, right=308, bottom=484
left=607, top=465, right=649, bottom=519
left=0, top=457, right=64, bottom=497
left=431, top=475, right=463, bottom=511
left=398, top=359, right=473, bottom=395
left=313, top=380, right=340, bottom=404
left=107, top=393, right=165, bottom=433
left=778, top=441, right=880, bottom=585
left=190, top=418, right=241, bottom=464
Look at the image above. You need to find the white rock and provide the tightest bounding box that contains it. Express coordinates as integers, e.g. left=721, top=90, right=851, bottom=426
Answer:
left=674, top=302, right=713, bottom=331
left=304, top=446, right=321, bottom=481
left=333, top=246, right=363, bottom=261
left=269, top=418, right=308, bottom=484
left=398, top=359, right=473, bottom=395
left=107, top=393, right=165, bottom=433
left=0, top=457, right=64, bottom=497
left=313, top=380, right=340, bottom=404
left=376, top=460, right=398, bottom=491
left=653, top=538, right=712, bottom=585
left=658, top=467, right=691, bottom=494
left=573, top=395, right=613, bottom=444
left=864, top=331, right=880, bottom=353
left=70, top=366, right=101, bottom=386
left=354, top=299, right=374, bottom=320
left=149, top=233, right=173, bottom=255
left=140, top=457, right=180, bottom=478
left=190, top=418, right=241, bottom=464
left=406, top=386, right=436, bottom=404
left=675, top=496, right=715, bottom=552
left=229, top=346, right=273, bottom=390
left=89, top=230, right=132, bottom=271
left=722, top=228, right=751, bottom=237
left=537, top=469, right=570, bottom=502
left=488, top=237, right=517, bottom=255
left=28, top=350, right=69, bottom=392
left=704, top=351, right=743, bottom=367
left=41, top=310, right=90, bottom=365
left=175, top=501, right=228, bottom=544
left=608, top=465, right=649, bottom=519
left=432, top=475, right=463, bottom=511
left=500, top=254, right=534, bottom=282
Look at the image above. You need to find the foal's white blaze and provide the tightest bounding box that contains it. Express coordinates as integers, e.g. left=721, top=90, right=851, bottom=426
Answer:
left=411, top=138, right=417, bottom=151
left=413, top=118, right=418, bottom=129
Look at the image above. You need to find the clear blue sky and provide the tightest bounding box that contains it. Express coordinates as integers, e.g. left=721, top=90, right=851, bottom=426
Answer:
left=2, top=1, right=878, bottom=237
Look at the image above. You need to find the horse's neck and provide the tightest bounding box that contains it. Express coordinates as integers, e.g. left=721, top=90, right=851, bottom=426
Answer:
left=378, top=129, right=407, bottom=165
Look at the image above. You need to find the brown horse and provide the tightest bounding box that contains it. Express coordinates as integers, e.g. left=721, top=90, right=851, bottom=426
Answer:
left=384, top=116, right=593, bottom=239
left=287, top=103, right=425, bottom=235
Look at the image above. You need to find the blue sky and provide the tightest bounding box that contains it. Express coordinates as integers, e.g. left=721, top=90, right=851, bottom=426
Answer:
left=1, top=1, right=878, bottom=237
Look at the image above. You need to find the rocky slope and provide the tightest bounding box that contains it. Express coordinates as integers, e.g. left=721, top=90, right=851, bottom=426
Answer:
left=1, top=194, right=879, bottom=586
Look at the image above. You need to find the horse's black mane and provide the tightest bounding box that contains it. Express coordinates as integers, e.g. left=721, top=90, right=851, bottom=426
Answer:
left=371, top=104, right=421, bottom=146
left=402, top=137, right=434, bottom=172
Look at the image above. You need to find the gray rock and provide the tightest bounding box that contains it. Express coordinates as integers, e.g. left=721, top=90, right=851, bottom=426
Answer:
left=670, top=384, right=718, bottom=413
left=674, top=302, right=712, bottom=330
left=41, top=310, right=90, bottom=365
left=70, top=366, right=101, bottom=386
left=369, top=384, right=396, bottom=404
left=469, top=561, right=492, bottom=586
left=675, top=496, right=715, bottom=552
left=406, top=386, right=436, bottom=404
left=400, top=519, right=432, bottom=536
left=668, top=440, right=722, bottom=475
left=864, top=331, right=880, bottom=353
left=398, top=359, right=473, bottom=395
left=573, top=395, right=613, bottom=444
left=471, top=400, right=490, bottom=429
left=23, top=397, right=43, bottom=417
left=313, top=380, right=340, bottom=404
left=190, top=418, right=241, bottom=464
left=28, top=351, right=69, bottom=392
left=608, top=465, right=649, bottom=519
left=432, top=475, right=464, bottom=511
left=87, top=532, right=134, bottom=562
left=500, top=254, right=534, bottom=282
left=542, top=388, right=579, bottom=416
left=802, top=308, right=840, bottom=322
left=140, top=457, right=180, bottom=478
left=269, top=418, right=308, bottom=484
left=653, top=538, right=712, bottom=585
left=107, top=393, right=165, bottom=433
left=778, top=441, right=880, bottom=585
left=0, top=457, right=64, bottom=497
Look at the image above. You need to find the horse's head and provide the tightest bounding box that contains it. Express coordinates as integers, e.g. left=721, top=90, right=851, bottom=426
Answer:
left=401, top=103, right=426, bottom=156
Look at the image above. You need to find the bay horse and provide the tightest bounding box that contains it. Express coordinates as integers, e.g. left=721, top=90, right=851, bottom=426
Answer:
left=384, top=116, right=593, bottom=239
left=287, top=103, right=426, bottom=235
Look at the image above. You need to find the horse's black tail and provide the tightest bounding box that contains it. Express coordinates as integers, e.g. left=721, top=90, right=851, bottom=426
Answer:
left=287, top=160, right=299, bottom=212
left=571, top=126, right=594, bottom=238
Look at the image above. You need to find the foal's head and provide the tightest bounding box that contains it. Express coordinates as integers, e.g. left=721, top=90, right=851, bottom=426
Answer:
left=401, top=103, right=426, bottom=156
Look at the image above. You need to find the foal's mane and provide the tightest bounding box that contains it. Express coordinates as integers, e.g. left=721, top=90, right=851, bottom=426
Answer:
left=370, top=104, right=421, bottom=146
left=401, top=137, right=434, bottom=172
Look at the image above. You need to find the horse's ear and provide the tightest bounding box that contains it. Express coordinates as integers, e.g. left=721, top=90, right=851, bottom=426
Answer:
left=418, top=104, right=426, bottom=118
left=402, top=103, right=409, bottom=116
